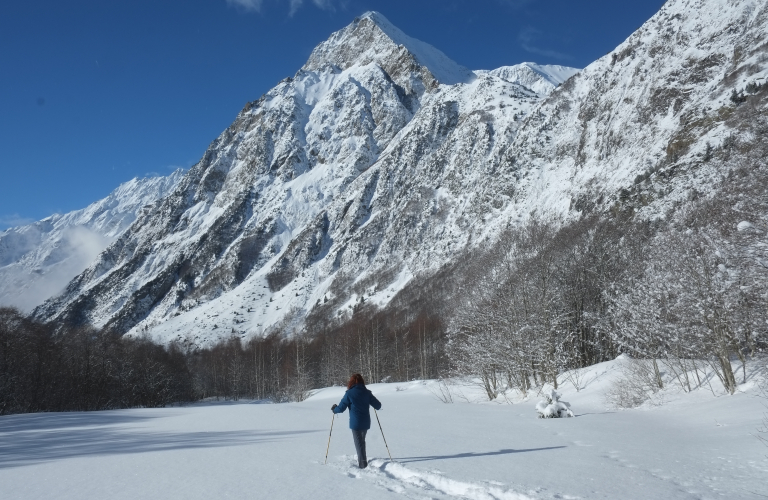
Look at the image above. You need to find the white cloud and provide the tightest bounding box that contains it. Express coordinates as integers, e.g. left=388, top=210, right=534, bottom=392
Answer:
left=311, top=0, right=337, bottom=9
left=228, top=0, right=341, bottom=16
left=290, top=0, right=335, bottom=16
left=0, top=226, right=113, bottom=311
left=288, top=0, right=303, bottom=16
left=518, top=27, right=573, bottom=61
left=0, top=214, right=35, bottom=230
left=226, top=0, right=264, bottom=12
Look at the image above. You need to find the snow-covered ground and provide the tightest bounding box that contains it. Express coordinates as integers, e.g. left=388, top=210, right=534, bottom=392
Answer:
left=2, top=358, right=767, bottom=499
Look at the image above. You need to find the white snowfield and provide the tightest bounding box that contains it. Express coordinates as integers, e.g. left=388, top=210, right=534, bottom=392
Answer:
left=2, top=358, right=766, bottom=500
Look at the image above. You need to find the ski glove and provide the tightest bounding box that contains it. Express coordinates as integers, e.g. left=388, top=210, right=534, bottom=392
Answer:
left=331, top=404, right=338, bottom=411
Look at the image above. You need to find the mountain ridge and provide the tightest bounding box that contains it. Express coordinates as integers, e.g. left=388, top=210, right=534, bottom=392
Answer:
left=26, top=0, right=768, bottom=348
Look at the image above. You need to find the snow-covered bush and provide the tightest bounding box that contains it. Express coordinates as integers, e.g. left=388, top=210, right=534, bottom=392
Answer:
left=603, top=356, right=664, bottom=409
left=536, top=389, right=574, bottom=418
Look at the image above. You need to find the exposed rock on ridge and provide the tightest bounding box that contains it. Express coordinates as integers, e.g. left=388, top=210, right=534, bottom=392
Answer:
left=303, top=11, right=476, bottom=90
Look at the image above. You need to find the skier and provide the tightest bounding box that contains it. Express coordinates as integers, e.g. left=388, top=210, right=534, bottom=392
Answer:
left=331, top=373, right=382, bottom=469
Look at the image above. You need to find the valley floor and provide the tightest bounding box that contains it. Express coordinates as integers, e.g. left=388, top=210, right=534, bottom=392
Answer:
left=1, top=359, right=767, bottom=499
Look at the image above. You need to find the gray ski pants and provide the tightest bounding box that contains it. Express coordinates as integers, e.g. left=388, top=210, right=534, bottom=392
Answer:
left=351, top=429, right=367, bottom=468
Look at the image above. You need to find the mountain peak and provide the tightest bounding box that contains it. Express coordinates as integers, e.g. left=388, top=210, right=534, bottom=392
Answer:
left=357, top=11, right=388, bottom=26
left=474, top=62, right=581, bottom=95
left=303, top=11, right=474, bottom=87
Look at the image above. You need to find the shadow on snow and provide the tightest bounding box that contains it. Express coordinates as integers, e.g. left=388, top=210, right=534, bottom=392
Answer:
left=0, top=410, right=318, bottom=469
left=396, top=446, right=566, bottom=463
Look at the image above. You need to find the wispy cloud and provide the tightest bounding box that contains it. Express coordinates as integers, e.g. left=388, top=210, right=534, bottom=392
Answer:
left=0, top=214, right=35, bottom=230
left=227, top=0, right=342, bottom=16
left=287, top=0, right=341, bottom=16
left=226, top=0, right=264, bottom=12
left=0, top=226, right=113, bottom=311
left=288, top=0, right=303, bottom=16
left=518, top=27, right=573, bottom=61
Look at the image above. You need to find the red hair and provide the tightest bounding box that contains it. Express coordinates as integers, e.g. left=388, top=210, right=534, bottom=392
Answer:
left=347, top=373, right=365, bottom=389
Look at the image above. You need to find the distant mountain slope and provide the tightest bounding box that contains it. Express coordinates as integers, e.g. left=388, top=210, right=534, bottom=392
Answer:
left=31, top=0, right=768, bottom=346
left=475, top=62, right=580, bottom=95
left=0, top=171, right=183, bottom=311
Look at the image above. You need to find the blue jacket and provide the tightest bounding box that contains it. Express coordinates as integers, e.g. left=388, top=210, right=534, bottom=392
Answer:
left=333, top=383, right=382, bottom=430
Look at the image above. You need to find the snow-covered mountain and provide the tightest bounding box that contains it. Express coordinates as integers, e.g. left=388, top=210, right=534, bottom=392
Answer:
left=474, top=62, right=579, bottom=95
left=31, top=11, right=565, bottom=343
left=304, top=11, right=476, bottom=88
left=31, top=0, right=768, bottom=346
left=0, top=171, right=183, bottom=311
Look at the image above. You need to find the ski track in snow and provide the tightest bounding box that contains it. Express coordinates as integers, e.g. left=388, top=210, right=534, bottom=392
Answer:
left=327, top=457, right=537, bottom=500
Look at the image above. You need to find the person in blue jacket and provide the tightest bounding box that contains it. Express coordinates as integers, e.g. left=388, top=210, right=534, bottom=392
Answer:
left=332, top=373, right=381, bottom=469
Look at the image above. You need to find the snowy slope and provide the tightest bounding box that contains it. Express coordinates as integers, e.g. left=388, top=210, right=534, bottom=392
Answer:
left=474, top=63, right=580, bottom=95
left=32, top=0, right=768, bottom=345
left=0, top=171, right=183, bottom=311
left=503, top=0, right=768, bottom=221
left=1, top=357, right=766, bottom=500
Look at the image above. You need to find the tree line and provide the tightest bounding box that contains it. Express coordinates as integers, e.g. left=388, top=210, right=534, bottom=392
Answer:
left=0, top=303, right=446, bottom=414
left=188, top=309, right=445, bottom=403
left=0, top=309, right=193, bottom=415
left=447, top=139, right=768, bottom=399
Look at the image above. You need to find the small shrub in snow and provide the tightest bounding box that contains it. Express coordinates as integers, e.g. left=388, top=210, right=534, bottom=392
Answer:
left=604, top=357, right=663, bottom=409
left=536, top=389, right=574, bottom=418
left=429, top=378, right=455, bottom=403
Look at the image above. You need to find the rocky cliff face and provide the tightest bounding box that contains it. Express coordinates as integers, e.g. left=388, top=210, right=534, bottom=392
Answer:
left=31, top=0, right=768, bottom=346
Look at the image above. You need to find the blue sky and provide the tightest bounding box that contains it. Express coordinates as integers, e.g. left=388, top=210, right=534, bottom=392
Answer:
left=0, top=0, right=663, bottom=229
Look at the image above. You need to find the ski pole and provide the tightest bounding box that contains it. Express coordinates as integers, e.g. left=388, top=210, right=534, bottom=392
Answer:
left=324, top=413, right=335, bottom=465
left=374, top=409, right=393, bottom=462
